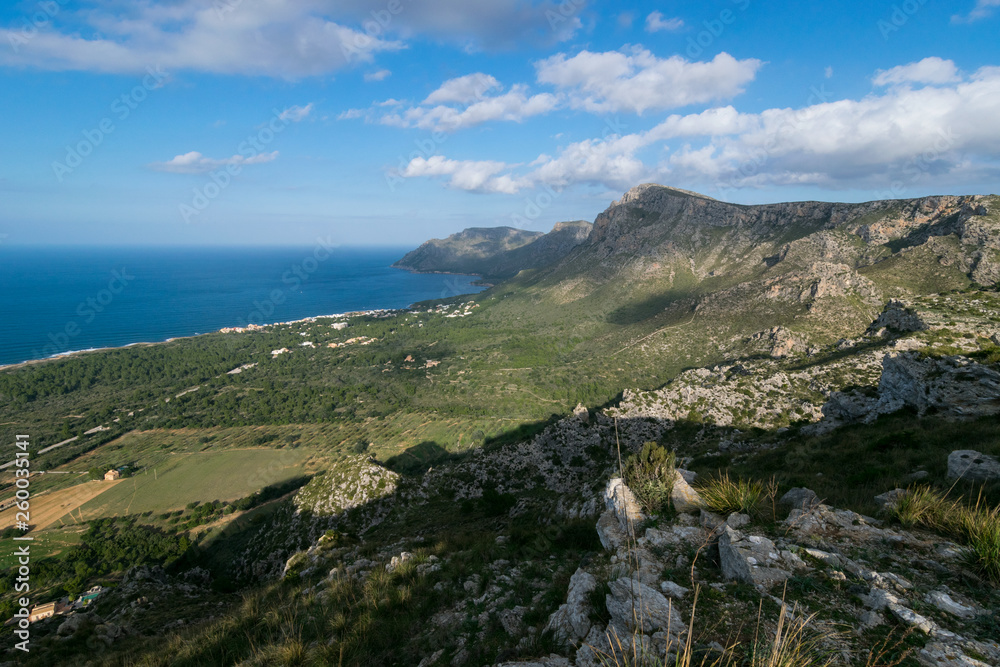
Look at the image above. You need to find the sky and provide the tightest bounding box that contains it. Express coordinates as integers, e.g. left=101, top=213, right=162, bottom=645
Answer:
left=0, top=0, right=999, bottom=246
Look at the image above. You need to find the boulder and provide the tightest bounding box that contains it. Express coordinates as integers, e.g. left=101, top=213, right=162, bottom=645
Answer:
left=605, top=577, right=685, bottom=638
left=604, top=478, right=645, bottom=533
left=671, top=470, right=703, bottom=513
left=779, top=488, right=819, bottom=511
left=874, top=489, right=908, bottom=511
left=718, top=527, right=791, bottom=587
left=596, top=510, right=627, bottom=551
left=947, top=450, right=1000, bottom=483
left=545, top=568, right=597, bottom=643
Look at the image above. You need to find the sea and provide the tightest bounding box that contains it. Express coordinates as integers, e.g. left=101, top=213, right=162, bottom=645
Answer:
left=0, top=246, right=485, bottom=367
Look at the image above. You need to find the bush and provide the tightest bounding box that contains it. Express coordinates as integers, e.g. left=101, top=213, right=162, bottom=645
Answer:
left=622, top=442, right=675, bottom=515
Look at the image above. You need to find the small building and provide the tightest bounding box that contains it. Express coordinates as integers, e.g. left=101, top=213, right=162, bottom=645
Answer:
left=104, top=469, right=121, bottom=481
left=28, top=602, right=56, bottom=623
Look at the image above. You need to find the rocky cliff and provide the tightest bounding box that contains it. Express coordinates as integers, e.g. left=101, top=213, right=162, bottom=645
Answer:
left=393, top=221, right=592, bottom=281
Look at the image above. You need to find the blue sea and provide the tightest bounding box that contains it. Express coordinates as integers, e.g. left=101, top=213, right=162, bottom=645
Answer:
left=0, top=246, right=485, bottom=367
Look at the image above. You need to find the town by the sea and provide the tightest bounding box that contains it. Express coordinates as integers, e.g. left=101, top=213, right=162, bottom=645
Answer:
left=0, top=245, right=485, bottom=367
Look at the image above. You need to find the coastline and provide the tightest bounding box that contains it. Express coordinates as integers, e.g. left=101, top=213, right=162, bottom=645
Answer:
left=0, top=307, right=416, bottom=373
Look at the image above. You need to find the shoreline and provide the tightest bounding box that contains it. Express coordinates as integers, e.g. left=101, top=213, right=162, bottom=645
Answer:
left=0, top=306, right=442, bottom=373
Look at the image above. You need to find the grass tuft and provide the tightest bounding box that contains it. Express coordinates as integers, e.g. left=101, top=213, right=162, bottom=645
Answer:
left=696, top=472, right=770, bottom=518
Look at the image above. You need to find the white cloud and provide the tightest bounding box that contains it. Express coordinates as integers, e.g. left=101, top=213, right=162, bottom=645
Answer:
left=150, top=151, right=279, bottom=174
left=0, top=1, right=402, bottom=76
left=385, top=87, right=558, bottom=132
left=535, top=48, right=763, bottom=114
left=348, top=72, right=557, bottom=132
left=394, top=64, right=1000, bottom=195
left=0, top=0, right=586, bottom=75
left=364, top=69, right=392, bottom=82
left=278, top=104, right=314, bottom=122
left=645, top=12, right=684, bottom=33
left=825, top=66, right=833, bottom=79
left=952, top=0, right=1000, bottom=22
left=399, top=156, right=521, bottom=193
left=423, top=73, right=501, bottom=105
left=873, top=57, right=961, bottom=86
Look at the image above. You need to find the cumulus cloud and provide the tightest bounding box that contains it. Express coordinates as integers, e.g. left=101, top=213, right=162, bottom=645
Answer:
left=347, top=72, right=557, bottom=132
left=364, top=69, right=392, bottom=82
left=873, top=57, right=961, bottom=86
left=645, top=12, right=684, bottom=32
left=423, top=73, right=502, bottom=105
left=399, top=155, right=522, bottom=193
left=150, top=151, right=279, bottom=174
left=0, top=0, right=586, bottom=75
left=952, top=0, right=1000, bottom=22
left=0, top=1, right=403, bottom=76
left=278, top=103, right=314, bottom=122
left=535, top=49, right=763, bottom=114
left=394, top=62, right=1000, bottom=195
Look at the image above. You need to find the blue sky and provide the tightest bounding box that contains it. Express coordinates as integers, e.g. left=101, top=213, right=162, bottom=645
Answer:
left=1, top=0, right=999, bottom=246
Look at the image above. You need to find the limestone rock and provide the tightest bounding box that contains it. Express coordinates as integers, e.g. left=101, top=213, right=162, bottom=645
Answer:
left=925, top=591, right=976, bottom=619
left=545, top=568, right=597, bottom=643
left=604, top=478, right=645, bottom=533
left=888, top=603, right=935, bottom=634
left=718, top=527, right=791, bottom=587
left=386, top=551, right=413, bottom=572
left=877, top=353, right=1000, bottom=419
left=671, top=470, right=702, bottom=513
left=596, top=510, right=627, bottom=551
left=874, top=489, right=908, bottom=511
left=605, top=577, right=685, bottom=638
left=947, top=450, right=1000, bottom=483
left=867, top=299, right=928, bottom=336
left=660, top=581, right=690, bottom=598
left=918, top=642, right=992, bottom=667
left=779, top=488, right=819, bottom=511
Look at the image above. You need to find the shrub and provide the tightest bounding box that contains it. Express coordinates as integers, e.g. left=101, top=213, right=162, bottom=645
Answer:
left=622, top=442, right=676, bottom=515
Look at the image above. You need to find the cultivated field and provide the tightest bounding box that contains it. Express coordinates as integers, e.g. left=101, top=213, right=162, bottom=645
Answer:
left=59, top=448, right=311, bottom=521
left=0, top=478, right=122, bottom=531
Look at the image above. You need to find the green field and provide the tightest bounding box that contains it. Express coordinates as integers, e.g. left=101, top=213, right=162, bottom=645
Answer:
left=57, top=448, right=311, bottom=522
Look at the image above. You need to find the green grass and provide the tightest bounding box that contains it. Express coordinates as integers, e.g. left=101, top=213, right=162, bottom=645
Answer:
left=59, top=448, right=311, bottom=521
left=885, top=486, right=1000, bottom=582
left=695, top=472, right=774, bottom=518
